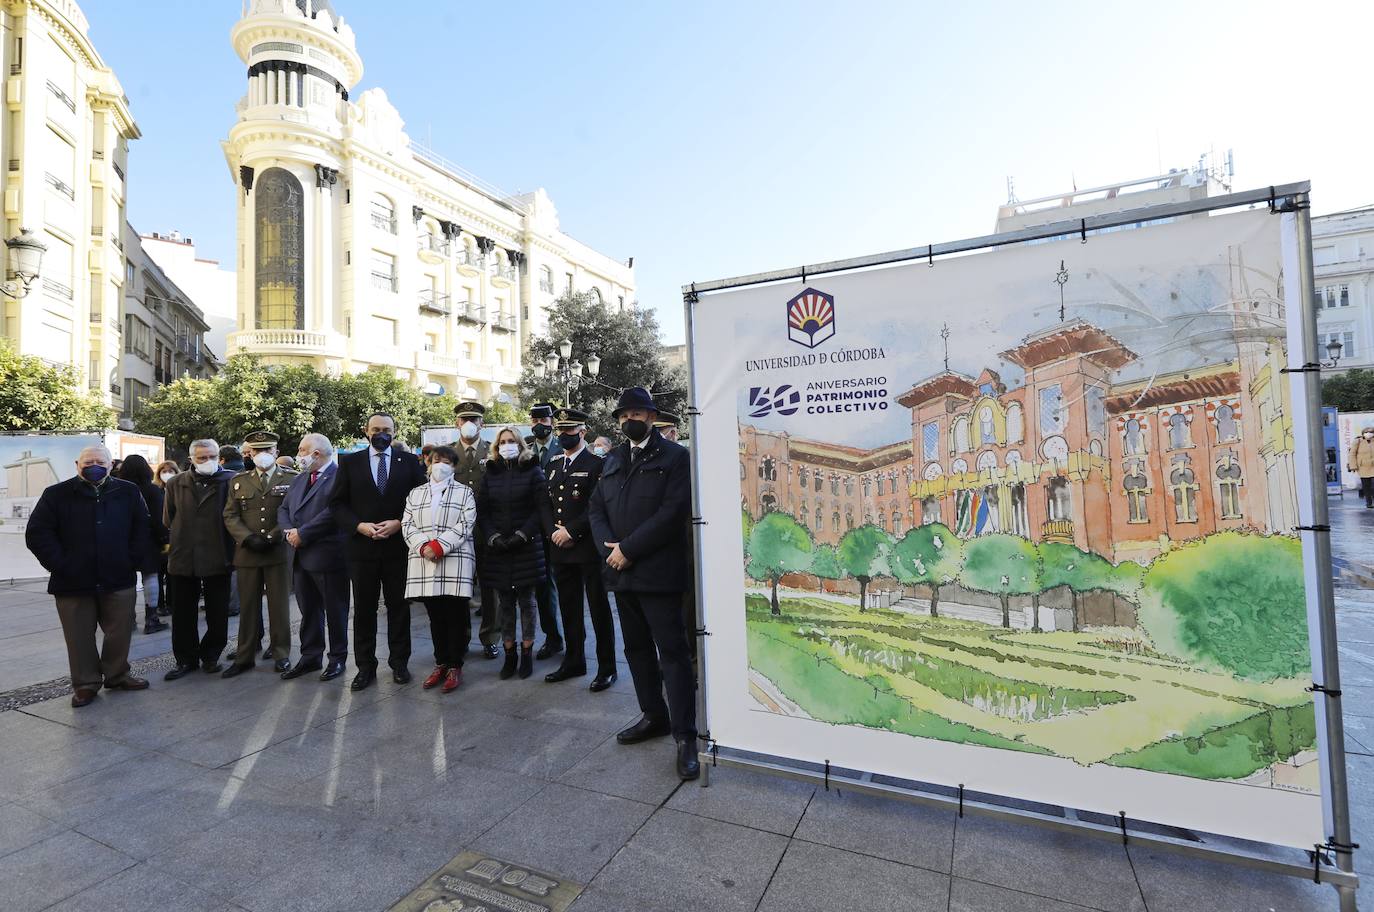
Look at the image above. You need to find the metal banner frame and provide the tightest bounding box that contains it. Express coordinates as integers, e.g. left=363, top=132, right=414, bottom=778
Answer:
left=681, top=181, right=1358, bottom=910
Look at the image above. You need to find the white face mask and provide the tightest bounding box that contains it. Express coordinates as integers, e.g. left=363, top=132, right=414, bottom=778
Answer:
left=1365, top=434, right=1373, bottom=441
left=295, top=453, right=314, bottom=472
left=592, top=446, right=608, bottom=457
left=160, top=471, right=177, bottom=483
left=430, top=462, right=454, bottom=482
left=193, top=459, right=218, bottom=476
left=252, top=452, right=276, bottom=471
left=460, top=421, right=479, bottom=441
left=498, top=443, right=520, bottom=460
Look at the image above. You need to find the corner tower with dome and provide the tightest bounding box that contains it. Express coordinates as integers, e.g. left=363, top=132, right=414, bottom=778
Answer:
left=222, top=0, right=635, bottom=400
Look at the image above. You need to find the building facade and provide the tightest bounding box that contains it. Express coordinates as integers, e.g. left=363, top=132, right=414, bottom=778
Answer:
left=0, top=0, right=138, bottom=408
left=1312, top=206, right=1374, bottom=373
left=140, top=230, right=236, bottom=359
left=222, top=0, right=634, bottom=401
left=118, top=224, right=219, bottom=424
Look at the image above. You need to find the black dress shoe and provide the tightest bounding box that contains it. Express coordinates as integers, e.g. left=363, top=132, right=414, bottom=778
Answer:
left=482, top=644, right=500, bottom=660
left=281, top=660, right=322, bottom=680
left=617, top=715, right=672, bottom=745
left=544, top=665, right=587, bottom=683
left=221, top=663, right=253, bottom=679
left=261, top=647, right=273, bottom=661
left=350, top=668, right=376, bottom=691
left=273, top=658, right=291, bottom=673
left=392, top=667, right=412, bottom=685
left=320, top=661, right=346, bottom=681
left=589, top=672, right=618, bottom=693
left=202, top=662, right=223, bottom=674
left=677, top=739, right=701, bottom=781
left=535, top=639, right=564, bottom=661
left=164, top=663, right=197, bottom=682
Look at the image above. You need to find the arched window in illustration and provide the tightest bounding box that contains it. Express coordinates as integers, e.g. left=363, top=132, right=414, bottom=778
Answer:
left=891, top=511, right=902, bottom=535
left=1170, top=462, right=1198, bottom=522
left=976, top=451, right=997, bottom=472
left=1089, top=439, right=1104, bottom=456
left=1006, top=402, right=1024, bottom=444
left=740, top=462, right=746, bottom=480
left=981, top=485, right=1002, bottom=533
left=814, top=472, right=823, bottom=492
left=760, top=492, right=777, bottom=513
left=1009, top=483, right=1029, bottom=535
left=800, top=505, right=809, bottom=528
left=814, top=509, right=824, bottom=532
left=1215, top=404, right=1239, bottom=443
left=862, top=475, right=872, bottom=495
left=845, top=508, right=854, bottom=530
left=952, top=458, right=969, bottom=474
left=1216, top=455, right=1243, bottom=519
left=760, top=456, right=776, bottom=481
left=878, top=513, right=887, bottom=531
left=832, top=510, right=841, bottom=533
left=921, top=496, right=940, bottom=525
left=979, top=406, right=995, bottom=444
left=798, top=467, right=808, bottom=487
left=255, top=167, right=305, bottom=330
left=830, top=475, right=839, bottom=495
left=1086, top=386, right=1107, bottom=437
left=1005, top=450, right=1022, bottom=467
left=954, top=416, right=971, bottom=453
left=844, top=476, right=854, bottom=496
left=1123, top=466, right=1150, bottom=523
left=1168, top=413, right=1191, bottom=450
left=876, top=475, right=885, bottom=496
left=1047, top=476, right=1072, bottom=522
left=1124, top=418, right=1145, bottom=455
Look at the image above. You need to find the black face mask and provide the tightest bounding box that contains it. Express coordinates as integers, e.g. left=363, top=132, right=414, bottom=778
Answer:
left=531, top=423, right=552, bottom=440
left=370, top=432, right=393, bottom=451
left=621, top=419, right=649, bottom=442
left=557, top=432, right=581, bottom=450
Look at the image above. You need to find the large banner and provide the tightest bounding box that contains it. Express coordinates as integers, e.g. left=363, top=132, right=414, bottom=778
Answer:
left=691, top=209, right=1325, bottom=847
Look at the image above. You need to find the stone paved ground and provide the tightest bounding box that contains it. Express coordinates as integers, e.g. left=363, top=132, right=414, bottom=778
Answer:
left=0, top=502, right=1371, bottom=912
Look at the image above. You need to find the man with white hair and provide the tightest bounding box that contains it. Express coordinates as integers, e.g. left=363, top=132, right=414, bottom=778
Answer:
left=163, top=438, right=238, bottom=680
left=25, top=444, right=152, bottom=707
left=278, top=432, right=350, bottom=680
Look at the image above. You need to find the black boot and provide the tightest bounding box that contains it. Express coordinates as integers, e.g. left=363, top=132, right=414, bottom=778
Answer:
left=518, top=644, right=533, bottom=680
left=500, top=645, right=518, bottom=680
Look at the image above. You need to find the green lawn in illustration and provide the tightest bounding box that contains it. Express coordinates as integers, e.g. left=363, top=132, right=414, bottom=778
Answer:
left=745, top=594, right=1316, bottom=783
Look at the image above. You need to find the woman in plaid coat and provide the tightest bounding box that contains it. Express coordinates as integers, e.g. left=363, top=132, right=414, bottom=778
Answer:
left=402, top=446, right=477, bottom=693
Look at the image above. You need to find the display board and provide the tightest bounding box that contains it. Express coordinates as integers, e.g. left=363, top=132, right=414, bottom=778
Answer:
left=690, top=208, right=1326, bottom=848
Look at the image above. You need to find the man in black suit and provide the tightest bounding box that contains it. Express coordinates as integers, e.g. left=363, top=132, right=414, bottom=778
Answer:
left=588, top=388, right=699, bottom=780
left=526, top=402, right=564, bottom=661
left=328, top=413, right=427, bottom=690
left=543, top=408, right=617, bottom=691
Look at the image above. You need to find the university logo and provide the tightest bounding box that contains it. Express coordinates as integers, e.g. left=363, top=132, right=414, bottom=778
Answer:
left=787, top=287, right=836, bottom=349
left=748, top=385, right=801, bottom=418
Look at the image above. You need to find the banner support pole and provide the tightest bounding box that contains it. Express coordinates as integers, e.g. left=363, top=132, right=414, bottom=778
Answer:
left=1292, top=192, right=1359, bottom=912
left=683, top=287, right=712, bottom=789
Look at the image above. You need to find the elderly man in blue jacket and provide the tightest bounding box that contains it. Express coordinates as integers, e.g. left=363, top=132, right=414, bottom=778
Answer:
left=25, top=443, right=152, bottom=707
left=588, top=387, right=699, bottom=780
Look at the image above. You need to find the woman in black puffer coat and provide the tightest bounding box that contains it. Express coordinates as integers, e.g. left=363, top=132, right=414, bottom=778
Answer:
left=116, top=455, right=169, bottom=635
left=478, top=428, right=552, bottom=679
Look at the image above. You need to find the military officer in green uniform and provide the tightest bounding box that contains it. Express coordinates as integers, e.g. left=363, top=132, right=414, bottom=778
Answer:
left=453, top=401, right=500, bottom=659
left=222, top=431, right=298, bottom=676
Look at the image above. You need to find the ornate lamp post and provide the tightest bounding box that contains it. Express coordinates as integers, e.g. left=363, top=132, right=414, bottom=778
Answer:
left=2, top=229, right=46, bottom=299
left=533, top=339, right=605, bottom=405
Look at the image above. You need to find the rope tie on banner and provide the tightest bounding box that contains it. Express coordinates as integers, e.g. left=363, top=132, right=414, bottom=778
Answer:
left=1280, top=363, right=1323, bottom=374
left=1292, top=524, right=1331, bottom=533
left=1118, top=812, right=1128, bottom=845
left=957, top=784, right=964, bottom=818
left=1307, top=682, right=1343, bottom=698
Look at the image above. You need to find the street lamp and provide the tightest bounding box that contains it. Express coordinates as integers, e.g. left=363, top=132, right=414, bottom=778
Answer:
left=3, top=228, right=46, bottom=299
left=536, top=339, right=611, bottom=404
left=1324, top=337, right=1344, bottom=368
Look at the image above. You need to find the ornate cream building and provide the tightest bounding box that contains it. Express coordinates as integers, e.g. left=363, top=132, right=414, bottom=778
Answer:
left=223, top=0, right=635, bottom=400
left=0, top=0, right=138, bottom=409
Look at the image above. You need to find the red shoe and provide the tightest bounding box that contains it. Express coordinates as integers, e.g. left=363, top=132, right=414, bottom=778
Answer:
left=422, top=666, right=448, bottom=690
left=441, top=667, right=462, bottom=693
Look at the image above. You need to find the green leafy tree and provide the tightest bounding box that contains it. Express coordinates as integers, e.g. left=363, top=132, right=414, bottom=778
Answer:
left=1039, top=542, right=1118, bottom=632
left=0, top=340, right=111, bottom=431
left=811, top=544, right=842, bottom=582
left=747, top=511, right=814, bottom=614
left=517, top=291, right=686, bottom=436
left=133, top=375, right=220, bottom=452
left=838, top=525, right=894, bottom=612
left=482, top=398, right=524, bottom=426
left=890, top=523, right=964, bottom=617
left=1138, top=532, right=1308, bottom=680
left=960, top=533, right=1041, bottom=629
left=741, top=508, right=755, bottom=543
left=1322, top=368, right=1374, bottom=412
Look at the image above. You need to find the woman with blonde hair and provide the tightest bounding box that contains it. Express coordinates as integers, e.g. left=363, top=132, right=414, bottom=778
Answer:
left=478, top=427, right=552, bottom=679
left=402, top=445, right=478, bottom=693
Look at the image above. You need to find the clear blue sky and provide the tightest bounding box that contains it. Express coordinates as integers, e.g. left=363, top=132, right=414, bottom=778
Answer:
left=90, top=0, right=1372, bottom=346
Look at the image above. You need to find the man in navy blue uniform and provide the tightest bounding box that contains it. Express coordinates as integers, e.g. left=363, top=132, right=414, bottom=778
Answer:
left=588, top=388, right=699, bottom=780
left=526, top=401, right=564, bottom=661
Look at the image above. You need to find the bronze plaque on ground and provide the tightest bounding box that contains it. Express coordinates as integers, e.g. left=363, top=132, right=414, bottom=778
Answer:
left=388, top=851, right=582, bottom=912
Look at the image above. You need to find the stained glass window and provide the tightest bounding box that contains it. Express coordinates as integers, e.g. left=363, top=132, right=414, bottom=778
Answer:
left=255, top=168, right=304, bottom=329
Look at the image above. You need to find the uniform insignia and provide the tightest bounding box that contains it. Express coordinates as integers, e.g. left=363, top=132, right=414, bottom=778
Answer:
left=233, top=482, right=240, bottom=491
left=572, top=472, right=590, bottom=477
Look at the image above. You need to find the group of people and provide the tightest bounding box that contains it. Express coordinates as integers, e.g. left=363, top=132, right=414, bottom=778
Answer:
left=24, top=387, right=702, bottom=780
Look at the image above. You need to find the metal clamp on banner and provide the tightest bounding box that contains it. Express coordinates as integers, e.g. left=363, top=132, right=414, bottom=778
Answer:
left=685, top=406, right=702, bottom=418
left=683, top=284, right=699, bottom=306
left=697, top=733, right=718, bottom=767
left=694, top=626, right=711, bottom=638
left=1308, top=682, right=1343, bottom=698
left=691, top=516, right=708, bottom=526
left=1268, top=186, right=1309, bottom=214
left=1280, top=363, right=1324, bottom=375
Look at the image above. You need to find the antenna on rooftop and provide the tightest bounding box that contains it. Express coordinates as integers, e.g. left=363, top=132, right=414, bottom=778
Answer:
left=1005, top=177, right=1017, bottom=206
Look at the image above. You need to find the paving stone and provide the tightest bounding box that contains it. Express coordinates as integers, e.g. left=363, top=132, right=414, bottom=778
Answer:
left=0, top=801, right=66, bottom=860
left=558, top=734, right=685, bottom=805
left=19, top=750, right=204, bottom=826
left=22, top=684, right=260, bottom=749
left=949, top=877, right=1097, bottom=911
left=217, top=718, right=386, bottom=788
left=951, top=814, right=1146, bottom=912
left=1127, top=844, right=1338, bottom=911
left=374, top=757, right=544, bottom=844
left=667, top=763, right=816, bottom=836
left=0, top=711, right=143, bottom=800
left=529, top=688, right=642, bottom=734
left=450, top=712, right=611, bottom=781
left=793, top=786, right=954, bottom=872
left=0, top=830, right=135, bottom=912
left=39, top=862, right=232, bottom=912
left=756, top=839, right=948, bottom=912
left=588, top=807, right=788, bottom=912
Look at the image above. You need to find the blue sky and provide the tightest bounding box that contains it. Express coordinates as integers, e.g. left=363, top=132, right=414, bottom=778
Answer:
left=90, top=0, right=1372, bottom=346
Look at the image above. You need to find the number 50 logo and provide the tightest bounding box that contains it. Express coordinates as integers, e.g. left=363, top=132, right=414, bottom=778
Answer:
left=748, top=385, right=801, bottom=418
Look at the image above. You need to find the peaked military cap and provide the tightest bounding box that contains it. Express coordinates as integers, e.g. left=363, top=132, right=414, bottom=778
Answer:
left=529, top=401, right=557, bottom=420
left=454, top=401, right=486, bottom=419
left=554, top=407, right=590, bottom=429
left=242, top=431, right=279, bottom=448
left=653, top=411, right=680, bottom=429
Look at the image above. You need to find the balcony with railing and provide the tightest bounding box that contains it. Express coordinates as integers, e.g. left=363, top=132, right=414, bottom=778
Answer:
left=456, top=301, right=486, bottom=324
left=456, top=249, right=486, bottom=274
left=1042, top=519, right=1075, bottom=544
left=418, top=290, right=451, bottom=315
left=229, top=328, right=332, bottom=357
left=112, top=161, right=125, bottom=184
left=46, top=80, right=76, bottom=113
left=491, top=313, right=517, bottom=333
left=42, top=278, right=74, bottom=301
left=370, top=211, right=397, bottom=234
left=415, top=349, right=460, bottom=376
left=44, top=172, right=75, bottom=200
left=109, top=233, right=124, bottom=252
left=370, top=271, right=398, bottom=293
left=491, top=263, right=517, bottom=284
left=417, top=234, right=449, bottom=259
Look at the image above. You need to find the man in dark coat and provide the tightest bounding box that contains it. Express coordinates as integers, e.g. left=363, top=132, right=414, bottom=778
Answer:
left=588, top=387, right=699, bottom=780
left=163, top=439, right=237, bottom=680
left=544, top=408, right=617, bottom=690
left=453, top=401, right=499, bottom=659
left=526, top=401, right=564, bottom=661
left=25, top=443, right=151, bottom=707
left=329, top=413, right=427, bottom=690
left=278, top=432, right=350, bottom=681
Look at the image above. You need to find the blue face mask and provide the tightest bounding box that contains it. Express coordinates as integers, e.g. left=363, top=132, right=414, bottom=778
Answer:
left=81, top=465, right=108, bottom=484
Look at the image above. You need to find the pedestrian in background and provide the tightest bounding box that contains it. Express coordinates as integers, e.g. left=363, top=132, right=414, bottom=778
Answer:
left=116, top=454, right=170, bottom=635
left=25, top=444, right=151, bottom=707
left=1350, top=426, right=1374, bottom=508
left=152, top=460, right=180, bottom=618
left=403, top=445, right=477, bottom=693
left=479, top=428, right=552, bottom=680
left=591, top=436, right=613, bottom=458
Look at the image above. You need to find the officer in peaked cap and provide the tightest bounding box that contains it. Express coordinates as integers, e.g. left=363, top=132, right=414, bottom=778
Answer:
left=526, top=401, right=564, bottom=661
left=221, top=430, right=298, bottom=677
left=543, top=408, right=617, bottom=690
left=452, top=400, right=499, bottom=658
left=653, top=411, right=681, bottom=444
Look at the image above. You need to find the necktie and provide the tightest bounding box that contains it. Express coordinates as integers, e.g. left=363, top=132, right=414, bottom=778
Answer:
left=309, top=471, right=318, bottom=487
left=631, top=446, right=642, bottom=463
left=376, top=452, right=388, bottom=493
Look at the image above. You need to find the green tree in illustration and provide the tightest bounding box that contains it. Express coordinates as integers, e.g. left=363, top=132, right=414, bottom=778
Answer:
left=811, top=544, right=842, bottom=582
left=747, top=511, right=814, bottom=614
left=741, top=508, right=755, bottom=544
left=838, top=525, right=894, bottom=612
left=959, top=533, right=1041, bottom=629
left=0, top=340, right=111, bottom=432
left=1039, top=541, right=1117, bottom=632
left=890, top=523, right=964, bottom=617
left=1138, top=532, right=1308, bottom=680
